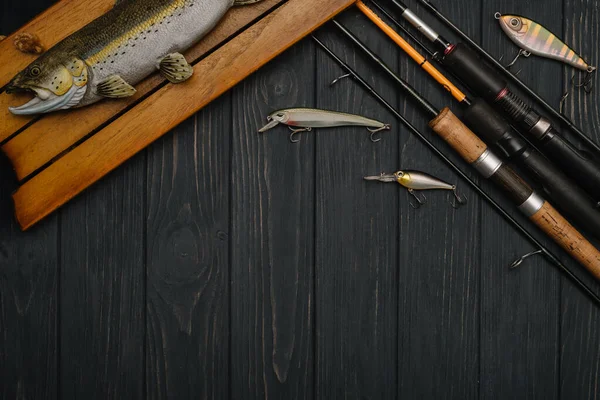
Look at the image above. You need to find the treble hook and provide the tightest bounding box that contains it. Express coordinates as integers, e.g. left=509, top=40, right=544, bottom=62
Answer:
left=288, top=126, right=312, bottom=143
left=449, top=187, right=468, bottom=209
left=510, top=249, right=544, bottom=269
left=367, top=124, right=391, bottom=143
left=330, top=73, right=352, bottom=86
left=408, top=189, right=427, bottom=209
left=573, top=68, right=595, bottom=93
left=506, top=49, right=531, bottom=69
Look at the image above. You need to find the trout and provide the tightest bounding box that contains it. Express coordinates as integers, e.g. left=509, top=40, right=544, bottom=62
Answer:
left=5, top=0, right=263, bottom=115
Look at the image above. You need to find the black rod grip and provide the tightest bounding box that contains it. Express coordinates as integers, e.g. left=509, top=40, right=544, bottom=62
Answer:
left=542, top=130, right=600, bottom=199
left=462, top=99, right=600, bottom=237
left=463, top=98, right=526, bottom=158
left=520, top=150, right=600, bottom=238
left=442, top=43, right=506, bottom=100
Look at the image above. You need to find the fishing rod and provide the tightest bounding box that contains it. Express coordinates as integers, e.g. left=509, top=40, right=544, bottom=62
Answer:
left=385, top=0, right=600, bottom=201
left=415, top=0, right=600, bottom=155
left=331, top=18, right=600, bottom=283
left=311, top=34, right=600, bottom=306
left=355, top=0, right=600, bottom=238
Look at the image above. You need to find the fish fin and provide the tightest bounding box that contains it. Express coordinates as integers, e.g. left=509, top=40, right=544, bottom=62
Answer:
left=159, top=53, right=194, bottom=84
left=233, top=0, right=265, bottom=5
left=96, top=75, right=136, bottom=98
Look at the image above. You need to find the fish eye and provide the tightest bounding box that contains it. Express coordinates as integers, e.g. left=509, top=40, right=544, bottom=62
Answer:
left=29, top=66, right=41, bottom=77
left=276, top=113, right=285, bottom=118
left=510, top=18, right=521, bottom=27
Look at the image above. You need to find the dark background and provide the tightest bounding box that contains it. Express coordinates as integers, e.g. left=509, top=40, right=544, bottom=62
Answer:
left=1, top=0, right=600, bottom=399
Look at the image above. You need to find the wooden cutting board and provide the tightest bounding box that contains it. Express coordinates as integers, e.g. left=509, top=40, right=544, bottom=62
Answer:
left=0, top=0, right=356, bottom=230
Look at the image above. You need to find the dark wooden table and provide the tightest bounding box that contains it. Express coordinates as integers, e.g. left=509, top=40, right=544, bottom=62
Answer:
left=1, top=0, right=600, bottom=399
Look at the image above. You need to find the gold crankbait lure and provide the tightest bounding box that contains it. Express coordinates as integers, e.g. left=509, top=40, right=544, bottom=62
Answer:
left=364, top=170, right=467, bottom=209
left=495, top=12, right=596, bottom=73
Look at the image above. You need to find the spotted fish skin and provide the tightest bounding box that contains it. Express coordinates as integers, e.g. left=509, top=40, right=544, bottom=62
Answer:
left=498, top=14, right=594, bottom=72
left=7, top=0, right=263, bottom=114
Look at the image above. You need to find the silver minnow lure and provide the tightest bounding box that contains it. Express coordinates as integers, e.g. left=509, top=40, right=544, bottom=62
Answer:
left=258, top=108, right=391, bottom=143
left=364, top=170, right=467, bottom=208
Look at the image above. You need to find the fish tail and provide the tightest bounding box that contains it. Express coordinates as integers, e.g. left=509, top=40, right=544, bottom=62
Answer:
left=233, top=0, right=265, bottom=5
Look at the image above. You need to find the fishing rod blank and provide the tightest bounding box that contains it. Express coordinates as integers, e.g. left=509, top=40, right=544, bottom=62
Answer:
left=415, top=0, right=600, bottom=156
left=331, top=20, right=600, bottom=287
left=388, top=0, right=600, bottom=201
left=357, top=0, right=600, bottom=239
left=311, top=33, right=600, bottom=305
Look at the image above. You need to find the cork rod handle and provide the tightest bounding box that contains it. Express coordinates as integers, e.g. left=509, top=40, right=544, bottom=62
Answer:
left=531, top=202, right=600, bottom=280
left=429, top=108, right=600, bottom=280
left=428, top=108, right=487, bottom=163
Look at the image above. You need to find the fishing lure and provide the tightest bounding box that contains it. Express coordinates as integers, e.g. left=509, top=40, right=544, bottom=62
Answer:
left=364, top=170, right=467, bottom=208
left=495, top=13, right=596, bottom=75
left=258, top=108, right=391, bottom=143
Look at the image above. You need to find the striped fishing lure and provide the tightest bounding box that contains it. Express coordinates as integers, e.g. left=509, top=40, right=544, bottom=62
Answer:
left=495, top=12, right=596, bottom=73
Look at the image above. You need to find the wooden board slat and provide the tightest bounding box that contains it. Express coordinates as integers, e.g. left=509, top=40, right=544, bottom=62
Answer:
left=0, top=3, right=59, bottom=399
left=12, top=0, right=356, bottom=230
left=0, top=0, right=113, bottom=88
left=146, top=100, right=231, bottom=399
left=230, top=39, right=314, bottom=399
left=314, top=18, right=399, bottom=399
left=59, top=154, right=145, bottom=400
left=1, top=0, right=283, bottom=175
left=387, top=1, right=481, bottom=396
left=560, top=0, right=600, bottom=397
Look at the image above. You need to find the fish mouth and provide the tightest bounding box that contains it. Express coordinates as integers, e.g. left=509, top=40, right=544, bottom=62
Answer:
left=9, top=84, right=87, bottom=115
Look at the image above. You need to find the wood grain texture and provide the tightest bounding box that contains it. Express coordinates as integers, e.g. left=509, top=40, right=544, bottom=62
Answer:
left=59, top=154, right=145, bottom=400
left=146, top=99, right=230, bottom=399
left=429, top=108, right=488, bottom=162
left=229, top=40, right=314, bottom=399
left=480, top=0, right=562, bottom=398
left=11, top=0, right=355, bottom=231
left=0, top=216, right=58, bottom=400
left=2, top=1, right=600, bottom=399
left=389, top=2, right=480, bottom=397
left=561, top=0, right=600, bottom=397
left=0, top=3, right=58, bottom=400
left=314, top=15, right=399, bottom=399
left=1, top=0, right=284, bottom=176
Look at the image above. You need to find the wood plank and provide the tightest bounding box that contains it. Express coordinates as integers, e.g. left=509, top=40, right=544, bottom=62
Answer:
left=229, top=39, right=314, bottom=399
left=146, top=98, right=230, bottom=399
left=0, top=3, right=58, bottom=399
left=59, top=153, right=145, bottom=399
left=386, top=0, right=481, bottom=396
left=12, top=0, right=355, bottom=231
left=560, top=0, right=600, bottom=397
left=314, top=15, right=399, bottom=399
left=0, top=0, right=114, bottom=88
left=479, top=0, right=561, bottom=398
left=1, top=0, right=283, bottom=172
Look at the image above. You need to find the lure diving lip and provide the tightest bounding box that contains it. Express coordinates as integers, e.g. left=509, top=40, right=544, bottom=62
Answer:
left=495, top=12, right=596, bottom=73
left=258, top=107, right=391, bottom=142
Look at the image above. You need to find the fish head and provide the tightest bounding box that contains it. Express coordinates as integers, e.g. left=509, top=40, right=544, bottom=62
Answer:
left=395, top=171, right=412, bottom=187
left=498, top=14, right=529, bottom=39
left=7, top=54, right=89, bottom=115
left=258, top=110, right=292, bottom=132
